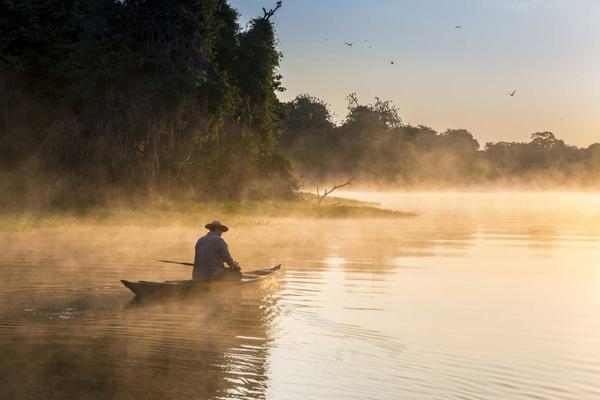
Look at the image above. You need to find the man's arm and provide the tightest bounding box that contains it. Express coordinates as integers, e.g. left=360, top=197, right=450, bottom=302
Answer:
left=216, top=238, right=238, bottom=269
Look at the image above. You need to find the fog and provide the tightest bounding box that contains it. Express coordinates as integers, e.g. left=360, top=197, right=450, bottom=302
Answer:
left=281, top=95, right=600, bottom=192
left=1, top=192, right=600, bottom=399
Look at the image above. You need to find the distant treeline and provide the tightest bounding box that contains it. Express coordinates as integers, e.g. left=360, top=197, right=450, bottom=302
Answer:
left=281, top=94, right=600, bottom=189
left=1, top=0, right=295, bottom=205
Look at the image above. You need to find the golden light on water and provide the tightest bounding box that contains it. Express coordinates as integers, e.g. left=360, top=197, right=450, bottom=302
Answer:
left=1, top=191, right=600, bottom=399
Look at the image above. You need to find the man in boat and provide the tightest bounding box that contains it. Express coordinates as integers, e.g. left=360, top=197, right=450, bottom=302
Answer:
left=193, top=220, right=242, bottom=282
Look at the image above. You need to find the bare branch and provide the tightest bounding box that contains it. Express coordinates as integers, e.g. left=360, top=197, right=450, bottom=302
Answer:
left=262, top=1, right=282, bottom=20
left=316, top=178, right=355, bottom=206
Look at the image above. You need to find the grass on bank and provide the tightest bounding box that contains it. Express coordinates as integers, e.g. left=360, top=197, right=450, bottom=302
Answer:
left=0, top=193, right=414, bottom=232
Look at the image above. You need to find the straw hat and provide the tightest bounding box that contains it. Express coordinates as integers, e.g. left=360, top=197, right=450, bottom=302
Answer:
left=205, top=220, right=229, bottom=232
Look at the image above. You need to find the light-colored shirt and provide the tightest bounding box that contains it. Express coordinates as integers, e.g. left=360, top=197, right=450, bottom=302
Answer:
left=193, top=232, right=236, bottom=280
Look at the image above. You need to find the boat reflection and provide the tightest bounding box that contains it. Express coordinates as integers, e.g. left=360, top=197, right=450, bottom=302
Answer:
left=0, top=284, right=277, bottom=400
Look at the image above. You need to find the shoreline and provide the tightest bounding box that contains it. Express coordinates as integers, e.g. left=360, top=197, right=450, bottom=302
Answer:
left=0, top=193, right=413, bottom=232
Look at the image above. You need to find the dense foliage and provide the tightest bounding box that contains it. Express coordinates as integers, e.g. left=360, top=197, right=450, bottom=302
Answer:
left=0, top=0, right=295, bottom=203
left=1, top=1, right=598, bottom=208
left=282, top=94, right=600, bottom=188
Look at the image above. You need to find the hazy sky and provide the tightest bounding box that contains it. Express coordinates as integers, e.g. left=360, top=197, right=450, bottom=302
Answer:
left=230, top=0, right=600, bottom=146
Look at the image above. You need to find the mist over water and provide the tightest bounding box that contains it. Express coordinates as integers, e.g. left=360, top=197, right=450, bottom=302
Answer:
left=1, top=192, right=599, bottom=399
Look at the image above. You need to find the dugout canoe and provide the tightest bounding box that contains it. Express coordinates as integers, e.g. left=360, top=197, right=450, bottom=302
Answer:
left=121, top=265, right=281, bottom=298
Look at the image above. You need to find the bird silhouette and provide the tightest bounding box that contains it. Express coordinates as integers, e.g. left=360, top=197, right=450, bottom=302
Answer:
left=509, top=90, right=516, bottom=96
left=345, top=42, right=354, bottom=47
left=455, top=25, right=462, bottom=29
left=390, top=61, right=395, bottom=64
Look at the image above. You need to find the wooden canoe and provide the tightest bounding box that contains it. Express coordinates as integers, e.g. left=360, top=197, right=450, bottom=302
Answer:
left=121, top=265, right=281, bottom=298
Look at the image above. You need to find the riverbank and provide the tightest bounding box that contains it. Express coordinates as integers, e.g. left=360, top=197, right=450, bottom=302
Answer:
left=0, top=193, right=413, bottom=232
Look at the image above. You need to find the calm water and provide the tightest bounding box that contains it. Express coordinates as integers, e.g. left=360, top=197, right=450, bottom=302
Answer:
left=1, top=192, right=600, bottom=399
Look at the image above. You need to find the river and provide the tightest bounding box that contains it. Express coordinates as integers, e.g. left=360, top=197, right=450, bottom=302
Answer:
left=1, top=192, right=599, bottom=399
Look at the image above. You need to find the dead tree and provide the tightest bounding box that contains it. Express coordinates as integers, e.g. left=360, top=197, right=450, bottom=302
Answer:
left=262, top=1, right=282, bottom=20
left=316, top=178, right=355, bottom=206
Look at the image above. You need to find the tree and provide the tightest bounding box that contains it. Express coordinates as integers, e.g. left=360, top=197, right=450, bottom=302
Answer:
left=441, top=129, right=480, bottom=152
left=0, top=0, right=298, bottom=203
left=529, top=131, right=563, bottom=149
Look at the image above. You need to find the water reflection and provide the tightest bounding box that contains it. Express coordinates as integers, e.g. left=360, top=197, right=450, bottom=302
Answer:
left=1, top=192, right=600, bottom=399
left=0, top=285, right=276, bottom=399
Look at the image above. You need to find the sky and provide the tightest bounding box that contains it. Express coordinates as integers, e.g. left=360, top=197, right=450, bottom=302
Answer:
left=229, top=0, right=600, bottom=147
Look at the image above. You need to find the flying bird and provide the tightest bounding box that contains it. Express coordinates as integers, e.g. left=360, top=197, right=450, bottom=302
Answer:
left=345, top=42, right=354, bottom=47
left=509, top=90, right=516, bottom=96
left=390, top=61, right=395, bottom=65
left=455, top=25, right=462, bottom=29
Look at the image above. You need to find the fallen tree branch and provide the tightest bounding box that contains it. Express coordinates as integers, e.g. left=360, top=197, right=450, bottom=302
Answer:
left=316, top=178, right=355, bottom=206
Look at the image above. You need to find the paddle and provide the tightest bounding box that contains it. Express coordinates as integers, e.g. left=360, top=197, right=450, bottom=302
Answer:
left=157, top=259, right=194, bottom=267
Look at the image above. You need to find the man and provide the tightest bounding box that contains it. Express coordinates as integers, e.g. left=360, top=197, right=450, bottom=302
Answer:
left=193, top=220, right=242, bottom=282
